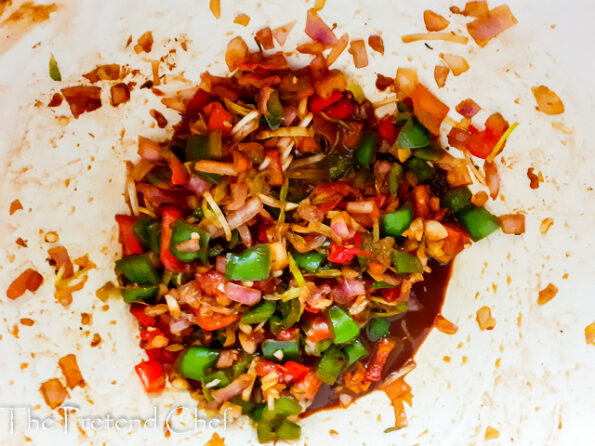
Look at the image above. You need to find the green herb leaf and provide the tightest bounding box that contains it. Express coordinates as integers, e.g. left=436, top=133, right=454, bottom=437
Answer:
left=49, top=54, right=61, bottom=81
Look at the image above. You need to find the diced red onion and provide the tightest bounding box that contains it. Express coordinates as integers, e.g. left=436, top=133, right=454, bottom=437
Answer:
left=330, top=215, right=355, bottom=240
left=216, top=256, right=227, bottom=274
left=188, top=175, right=211, bottom=196
left=225, top=282, right=262, bottom=306
left=305, top=9, right=338, bottom=46
left=211, top=374, right=253, bottom=402
left=237, top=224, right=253, bottom=247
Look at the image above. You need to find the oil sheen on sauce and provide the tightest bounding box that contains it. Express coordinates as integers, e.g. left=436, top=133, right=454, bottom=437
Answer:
left=303, top=259, right=453, bottom=416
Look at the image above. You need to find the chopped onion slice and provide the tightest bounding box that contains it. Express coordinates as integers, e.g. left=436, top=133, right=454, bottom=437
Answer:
left=401, top=32, right=468, bottom=44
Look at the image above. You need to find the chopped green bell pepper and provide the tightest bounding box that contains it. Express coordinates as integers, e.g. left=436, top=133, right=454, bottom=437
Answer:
left=191, top=206, right=204, bottom=220
left=322, top=154, right=352, bottom=181
left=393, top=251, right=423, bottom=274
left=367, top=318, right=391, bottom=341
left=343, top=338, right=368, bottom=366
left=355, top=131, right=377, bottom=168
left=316, top=345, right=348, bottom=384
left=397, top=118, right=429, bottom=149
left=226, top=245, right=271, bottom=281
left=276, top=421, right=301, bottom=440
left=147, top=165, right=172, bottom=188
left=413, top=145, right=444, bottom=161
left=406, top=156, right=435, bottom=182
left=388, top=163, right=403, bottom=196
left=115, top=254, right=160, bottom=285
left=121, top=285, right=159, bottom=303
left=241, top=300, right=277, bottom=325
left=132, top=215, right=157, bottom=250
left=371, top=281, right=398, bottom=289
left=264, top=90, right=284, bottom=130
left=273, top=396, right=302, bottom=417
left=278, top=298, right=302, bottom=330
left=185, top=132, right=223, bottom=161
left=381, top=206, right=413, bottom=237
left=456, top=205, right=500, bottom=241
left=291, top=251, right=325, bottom=273
left=169, top=219, right=210, bottom=264
left=201, top=370, right=230, bottom=390
left=197, top=171, right=222, bottom=184
left=441, top=186, right=472, bottom=214
left=262, top=340, right=300, bottom=362
left=328, top=305, right=360, bottom=344
left=178, top=346, right=220, bottom=381
left=231, top=353, right=253, bottom=378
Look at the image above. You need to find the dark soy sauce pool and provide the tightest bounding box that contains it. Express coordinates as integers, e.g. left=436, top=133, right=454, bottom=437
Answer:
left=303, top=259, right=452, bottom=416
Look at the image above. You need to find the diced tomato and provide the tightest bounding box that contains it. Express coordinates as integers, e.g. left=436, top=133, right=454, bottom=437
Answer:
left=328, top=233, right=371, bottom=264
left=366, top=338, right=396, bottom=382
left=277, top=326, right=300, bottom=341
left=115, top=215, right=143, bottom=256
left=160, top=206, right=187, bottom=273
left=203, top=101, right=233, bottom=137
left=412, top=185, right=431, bottom=219
left=265, top=150, right=284, bottom=186
left=309, top=91, right=342, bottom=112
left=303, top=313, right=332, bottom=342
left=195, top=270, right=226, bottom=297
left=397, top=179, right=411, bottom=202
left=135, top=360, right=166, bottom=393
left=378, top=116, right=398, bottom=144
left=130, top=304, right=156, bottom=327
left=291, top=369, right=322, bottom=400
left=324, top=98, right=355, bottom=119
left=257, top=224, right=272, bottom=243
left=312, top=181, right=356, bottom=214
left=195, top=313, right=240, bottom=331
left=341, top=120, right=364, bottom=149
left=380, top=287, right=401, bottom=303
left=440, top=223, right=471, bottom=260
left=252, top=279, right=276, bottom=294
left=296, top=137, right=320, bottom=153
left=185, top=89, right=212, bottom=120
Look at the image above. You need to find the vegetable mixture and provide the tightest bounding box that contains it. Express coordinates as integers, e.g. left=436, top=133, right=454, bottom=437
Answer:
left=113, top=16, right=516, bottom=443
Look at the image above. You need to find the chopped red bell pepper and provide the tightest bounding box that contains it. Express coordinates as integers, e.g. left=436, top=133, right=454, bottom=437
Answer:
left=255, top=359, right=309, bottom=384
left=327, top=233, right=371, bottom=264
left=161, top=150, right=188, bottom=186
left=160, top=206, right=187, bottom=273
left=195, top=313, right=240, bottom=331
left=378, top=116, right=398, bottom=144
left=140, top=327, right=165, bottom=343
left=324, top=98, right=355, bottom=119
left=135, top=360, right=166, bottom=393
left=447, top=113, right=509, bottom=159
left=130, top=304, right=156, bottom=328
left=146, top=347, right=179, bottom=365
left=282, top=361, right=309, bottom=383
left=309, top=91, right=343, bottom=112
left=365, top=338, right=396, bottom=382
left=304, top=313, right=332, bottom=342
left=203, top=101, right=233, bottom=137
left=115, top=215, right=143, bottom=256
